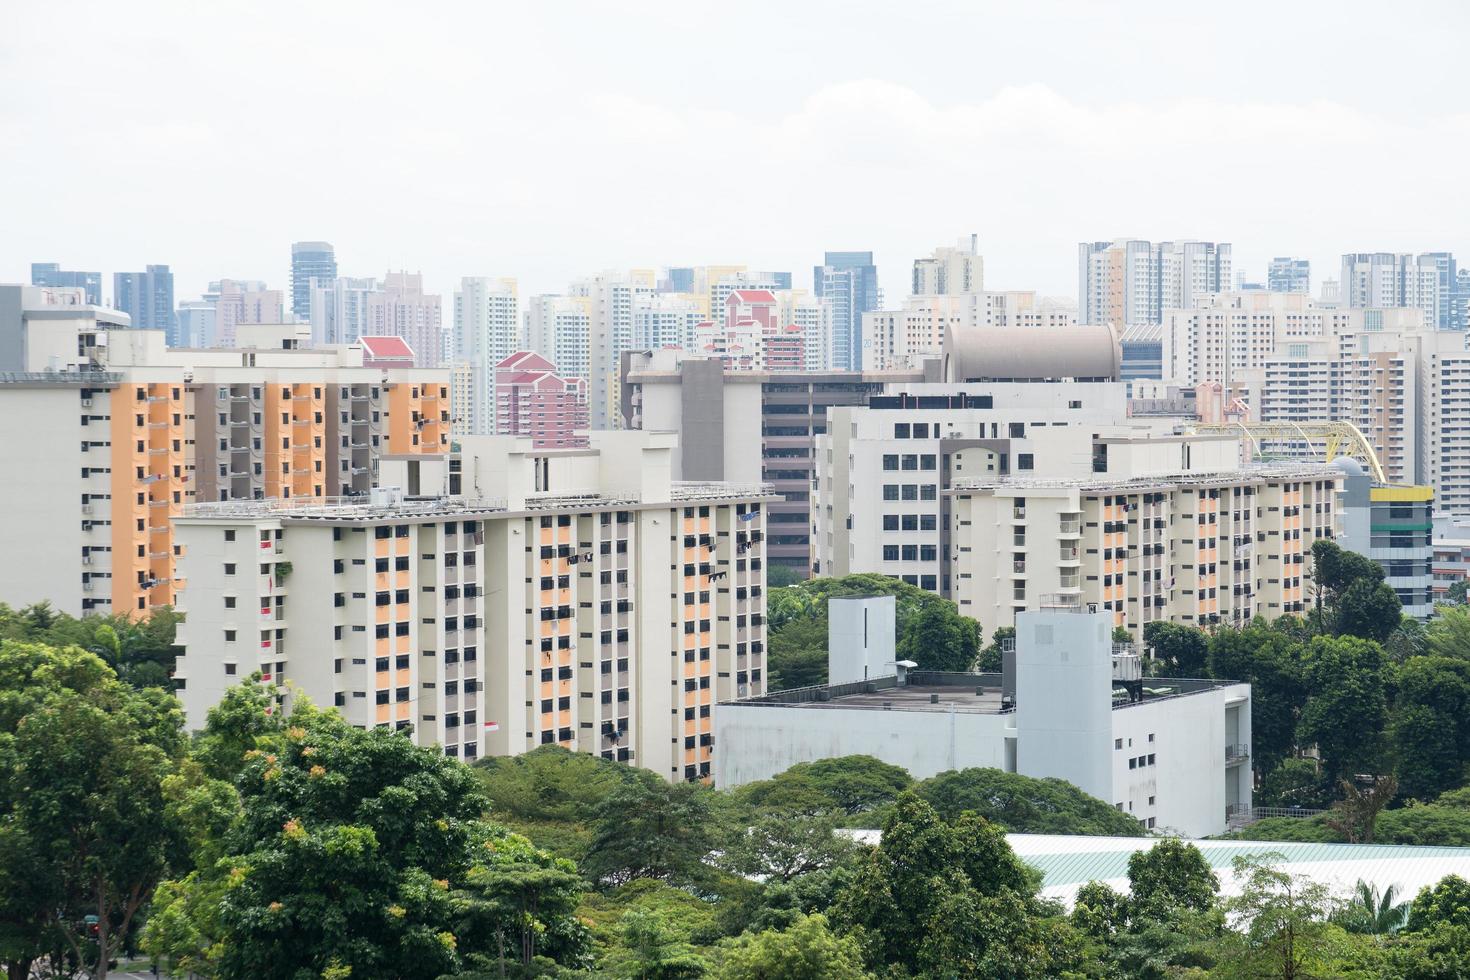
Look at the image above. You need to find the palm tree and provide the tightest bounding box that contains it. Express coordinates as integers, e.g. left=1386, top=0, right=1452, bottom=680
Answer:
left=1337, top=880, right=1410, bottom=935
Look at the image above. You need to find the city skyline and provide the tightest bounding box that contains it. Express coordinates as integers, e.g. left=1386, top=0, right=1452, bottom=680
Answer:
left=6, top=1, right=1470, bottom=305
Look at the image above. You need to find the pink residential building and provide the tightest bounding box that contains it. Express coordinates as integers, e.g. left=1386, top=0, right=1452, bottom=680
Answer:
left=367, top=271, right=444, bottom=368
left=494, top=351, right=589, bottom=449
left=692, top=290, right=806, bottom=371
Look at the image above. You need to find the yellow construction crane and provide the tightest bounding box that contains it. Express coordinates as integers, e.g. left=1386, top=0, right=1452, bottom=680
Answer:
left=1190, top=420, right=1387, bottom=484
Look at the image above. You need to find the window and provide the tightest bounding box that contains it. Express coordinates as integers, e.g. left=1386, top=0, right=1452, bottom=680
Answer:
left=893, top=423, right=910, bottom=438
left=224, top=630, right=236, bottom=641
left=1018, top=453, right=1034, bottom=470
left=883, top=545, right=900, bottom=561
left=882, top=454, right=899, bottom=471
left=224, top=663, right=236, bottom=675
left=882, top=515, right=899, bottom=531
left=223, top=596, right=236, bottom=608
left=920, top=514, right=937, bottom=531
left=223, top=563, right=236, bottom=575
left=883, top=485, right=899, bottom=501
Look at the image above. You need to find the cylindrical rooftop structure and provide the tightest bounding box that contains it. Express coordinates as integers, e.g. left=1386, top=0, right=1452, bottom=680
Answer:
left=943, top=324, right=1122, bottom=382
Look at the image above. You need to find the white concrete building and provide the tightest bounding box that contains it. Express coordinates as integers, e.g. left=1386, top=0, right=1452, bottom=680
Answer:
left=715, top=606, right=1252, bottom=837
left=309, top=275, right=380, bottom=347
left=813, top=381, right=1132, bottom=593
left=863, top=292, right=1078, bottom=371
left=1079, top=239, right=1230, bottom=327
left=174, top=431, right=776, bottom=782
left=570, top=271, right=657, bottom=430
left=912, top=235, right=984, bottom=296
left=827, top=594, right=897, bottom=686
left=526, top=294, right=593, bottom=391
left=452, top=276, right=520, bottom=434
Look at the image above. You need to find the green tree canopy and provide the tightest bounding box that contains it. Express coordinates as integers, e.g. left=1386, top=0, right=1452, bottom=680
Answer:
left=1127, top=838, right=1219, bottom=921
left=914, top=767, right=1147, bottom=836
left=712, top=913, right=869, bottom=980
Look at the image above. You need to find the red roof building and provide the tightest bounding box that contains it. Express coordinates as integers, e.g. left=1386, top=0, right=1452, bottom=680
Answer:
left=357, top=335, right=417, bottom=368
left=690, top=290, right=806, bottom=371
left=493, top=351, right=589, bottom=449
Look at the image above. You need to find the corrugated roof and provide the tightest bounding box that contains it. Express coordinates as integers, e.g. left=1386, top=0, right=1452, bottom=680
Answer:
left=843, top=831, right=1470, bottom=904
left=1009, top=834, right=1470, bottom=903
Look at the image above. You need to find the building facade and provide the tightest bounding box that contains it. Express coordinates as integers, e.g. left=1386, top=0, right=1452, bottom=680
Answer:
left=1335, top=460, right=1434, bottom=618
left=814, top=251, right=879, bottom=371
left=291, top=241, right=337, bottom=321
left=173, top=432, right=775, bottom=783
left=452, top=276, right=520, bottom=434
left=31, top=263, right=101, bottom=305
left=366, top=272, right=443, bottom=368
left=1267, top=257, right=1310, bottom=294
left=493, top=351, right=589, bottom=449
left=715, top=607, right=1251, bottom=837
left=113, top=265, right=176, bottom=341
left=1079, top=239, right=1231, bottom=327
left=0, top=288, right=448, bottom=618
left=948, top=457, right=1342, bottom=635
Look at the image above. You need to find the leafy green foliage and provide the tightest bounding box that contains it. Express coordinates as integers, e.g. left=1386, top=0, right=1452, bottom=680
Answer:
left=764, top=574, right=982, bottom=689
left=731, top=755, right=912, bottom=819
left=582, top=773, right=722, bottom=888
left=1127, top=838, right=1219, bottom=920
left=1408, top=875, right=1470, bottom=933
left=1144, top=620, right=1210, bottom=677
left=0, top=640, right=186, bottom=980
left=1216, top=852, right=1346, bottom=980
left=914, top=767, right=1148, bottom=836
left=0, top=601, right=180, bottom=690
left=711, top=913, right=869, bottom=979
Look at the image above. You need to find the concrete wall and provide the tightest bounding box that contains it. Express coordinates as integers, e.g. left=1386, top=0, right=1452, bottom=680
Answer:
left=1110, top=684, right=1252, bottom=837
left=828, top=595, right=896, bottom=685
left=713, top=702, right=1013, bottom=786
left=1014, top=610, right=1114, bottom=802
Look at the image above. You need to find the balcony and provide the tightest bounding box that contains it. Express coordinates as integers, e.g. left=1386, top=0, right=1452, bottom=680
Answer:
left=1225, top=743, right=1250, bottom=764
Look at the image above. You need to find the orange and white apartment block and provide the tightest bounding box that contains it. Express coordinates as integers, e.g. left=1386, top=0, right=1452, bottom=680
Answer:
left=0, top=285, right=447, bottom=618
left=947, top=436, right=1341, bottom=635
left=172, top=431, right=775, bottom=780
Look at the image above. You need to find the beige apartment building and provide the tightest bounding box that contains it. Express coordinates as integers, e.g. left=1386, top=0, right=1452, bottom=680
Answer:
left=1254, top=317, right=1470, bottom=514
left=173, top=432, right=775, bottom=781
left=0, top=285, right=448, bottom=617
left=948, top=443, right=1341, bottom=635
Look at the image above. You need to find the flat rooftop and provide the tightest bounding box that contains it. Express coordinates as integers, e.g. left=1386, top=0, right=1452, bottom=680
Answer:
left=722, top=672, right=1238, bottom=714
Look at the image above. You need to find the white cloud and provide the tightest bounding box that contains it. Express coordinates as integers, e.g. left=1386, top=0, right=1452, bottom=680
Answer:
left=3, top=1, right=1469, bottom=302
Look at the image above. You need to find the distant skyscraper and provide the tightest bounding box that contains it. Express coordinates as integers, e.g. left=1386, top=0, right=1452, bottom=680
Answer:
left=1340, top=252, right=1443, bottom=328
left=1267, top=257, right=1311, bottom=294
left=175, top=300, right=215, bottom=347
left=31, top=263, right=101, bottom=305
left=813, top=251, right=879, bottom=371
left=309, top=275, right=379, bottom=346
left=365, top=272, right=443, bottom=367
left=1077, top=240, right=1230, bottom=325
left=453, top=276, right=520, bottom=433
left=290, top=241, right=336, bottom=320
left=113, top=265, right=176, bottom=342
left=912, top=235, right=982, bottom=295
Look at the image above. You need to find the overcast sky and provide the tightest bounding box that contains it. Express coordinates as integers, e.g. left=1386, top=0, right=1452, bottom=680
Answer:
left=5, top=0, right=1469, bottom=307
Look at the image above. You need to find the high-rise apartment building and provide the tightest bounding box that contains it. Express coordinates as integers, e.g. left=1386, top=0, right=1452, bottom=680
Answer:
left=1249, top=313, right=1470, bottom=513
left=621, top=349, right=923, bottom=575
left=172, top=432, right=774, bottom=782
left=493, top=351, right=589, bottom=449
left=174, top=301, right=215, bottom=348
left=912, top=235, right=983, bottom=295
left=291, top=242, right=337, bottom=321
left=863, top=292, right=1078, bottom=371
left=1159, top=292, right=1421, bottom=387
left=690, top=291, right=807, bottom=372
left=946, top=445, right=1340, bottom=635
left=1339, top=253, right=1444, bottom=328
left=366, top=272, right=443, bottom=368
left=570, top=271, right=656, bottom=430
left=452, top=277, right=520, bottom=434
left=31, top=263, right=102, bottom=305
left=1267, top=257, right=1311, bottom=294
left=632, top=292, right=706, bottom=352
left=113, top=265, right=176, bottom=341
left=208, top=279, right=285, bottom=347
left=0, top=285, right=448, bottom=618
left=309, top=275, right=380, bottom=347
left=1078, top=240, right=1230, bottom=326
left=814, top=251, right=880, bottom=371
left=526, top=294, right=593, bottom=389
left=813, top=381, right=1130, bottom=594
